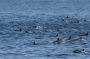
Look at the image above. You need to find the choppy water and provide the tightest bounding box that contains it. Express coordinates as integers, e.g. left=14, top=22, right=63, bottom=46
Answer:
left=0, top=13, right=90, bottom=59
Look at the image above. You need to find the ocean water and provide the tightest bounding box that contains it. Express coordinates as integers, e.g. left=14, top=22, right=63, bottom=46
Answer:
left=0, top=0, right=90, bottom=59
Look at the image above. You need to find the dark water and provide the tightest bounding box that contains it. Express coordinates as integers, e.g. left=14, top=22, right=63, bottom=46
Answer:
left=0, top=0, right=90, bottom=59
left=0, top=13, right=90, bottom=59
